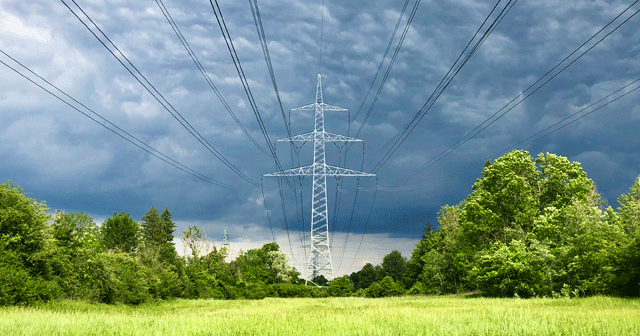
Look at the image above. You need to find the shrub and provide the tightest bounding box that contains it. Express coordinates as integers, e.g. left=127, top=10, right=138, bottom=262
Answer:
left=364, top=276, right=404, bottom=298
left=327, top=276, right=354, bottom=297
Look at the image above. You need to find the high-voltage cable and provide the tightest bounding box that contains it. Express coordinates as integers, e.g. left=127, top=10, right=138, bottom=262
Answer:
left=352, top=0, right=421, bottom=140
left=154, top=0, right=268, bottom=156
left=370, top=0, right=516, bottom=176
left=383, top=76, right=640, bottom=193
left=0, top=51, right=235, bottom=190
left=349, top=0, right=412, bottom=133
left=248, top=0, right=306, bottom=249
left=346, top=178, right=379, bottom=273
left=207, top=0, right=295, bottom=192
left=408, top=0, right=640, bottom=178
left=60, top=0, right=259, bottom=188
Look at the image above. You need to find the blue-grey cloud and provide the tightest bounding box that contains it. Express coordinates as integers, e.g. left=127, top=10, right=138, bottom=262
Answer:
left=1, top=0, right=639, bottom=275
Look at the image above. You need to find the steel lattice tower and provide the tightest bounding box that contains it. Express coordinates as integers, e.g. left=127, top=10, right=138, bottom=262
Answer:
left=265, top=74, right=375, bottom=282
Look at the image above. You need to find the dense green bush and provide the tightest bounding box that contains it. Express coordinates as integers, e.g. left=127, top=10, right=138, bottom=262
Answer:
left=0, top=249, right=60, bottom=305
left=364, top=276, right=405, bottom=298
left=327, top=276, right=354, bottom=297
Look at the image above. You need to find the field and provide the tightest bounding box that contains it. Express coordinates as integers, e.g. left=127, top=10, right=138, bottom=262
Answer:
left=1, top=295, right=639, bottom=335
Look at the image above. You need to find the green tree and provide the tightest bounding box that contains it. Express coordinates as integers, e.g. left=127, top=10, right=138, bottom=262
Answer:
left=159, top=207, right=176, bottom=245
left=471, top=240, right=554, bottom=298
left=351, top=263, right=376, bottom=289
left=460, top=150, right=539, bottom=247
left=182, top=226, right=212, bottom=258
left=381, top=250, right=407, bottom=283
left=312, top=275, right=329, bottom=287
left=0, top=182, right=50, bottom=265
left=52, top=211, right=99, bottom=252
left=364, top=276, right=404, bottom=298
left=609, top=178, right=640, bottom=296
left=0, top=182, right=61, bottom=305
left=100, top=212, right=140, bottom=253
left=328, top=276, right=354, bottom=297
left=141, top=206, right=161, bottom=246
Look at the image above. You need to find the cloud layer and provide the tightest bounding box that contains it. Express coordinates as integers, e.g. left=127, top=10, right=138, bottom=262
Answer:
left=1, top=0, right=639, bottom=275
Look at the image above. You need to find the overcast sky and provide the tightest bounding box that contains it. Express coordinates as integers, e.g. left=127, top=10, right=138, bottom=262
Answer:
left=1, top=0, right=639, bottom=277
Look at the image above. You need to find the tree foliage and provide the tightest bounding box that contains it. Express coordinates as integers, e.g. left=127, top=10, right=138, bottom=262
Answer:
left=402, top=150, right=638, bottom=298
left=100, top=213, right=139, bottom=253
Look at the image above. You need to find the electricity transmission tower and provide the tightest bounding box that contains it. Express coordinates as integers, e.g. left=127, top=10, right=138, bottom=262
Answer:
left=265, top=74, right=375, bottom=282
left=222, top=227, right=229, bottom=260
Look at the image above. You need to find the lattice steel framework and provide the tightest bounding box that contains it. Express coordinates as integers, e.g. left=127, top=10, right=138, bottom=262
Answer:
left=265, top=74, right=375, bottom=282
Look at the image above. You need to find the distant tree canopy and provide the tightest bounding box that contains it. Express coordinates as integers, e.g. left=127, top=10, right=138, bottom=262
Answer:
left=1, top=149, right=639, bottom=305
left=100, top=212, right=140, bottom=253
left=401, top=150, right=639, bottom=297
left=141, top=206, right=175, bottom=247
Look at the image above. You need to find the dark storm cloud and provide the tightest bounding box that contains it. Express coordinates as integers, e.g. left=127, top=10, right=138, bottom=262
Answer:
left=1, top=0, right=639, bottom=274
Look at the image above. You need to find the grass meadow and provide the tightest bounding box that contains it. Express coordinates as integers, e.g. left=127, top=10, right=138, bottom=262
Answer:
left=1, top=295, right=639, bottom=335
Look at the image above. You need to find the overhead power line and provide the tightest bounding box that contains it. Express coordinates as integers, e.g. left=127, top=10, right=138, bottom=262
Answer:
left=346, top=179, right=379, bottom=273
left=378, top=76, right=640, bottom=193
left=351, top=0, right=418, bottom=139
left=369, top=0, right=518, bottom=176
left=408, top=0, right=640, bottom=177
left=503, top=78, right=640, bottom=153
left=247, top=0, right=307, bottom=254
left=0, top=50, right=235, bottom=190
left=332, top=0, right=413, bottom=257
left=247, top=0, right=292, bottom=139
left=154, top=0, right=268, bottom=156
left=206, top=0, right=298, bottom=264
left=60, top=0, right=259, bottom=188
left=206, top=0, right=294, bottom=191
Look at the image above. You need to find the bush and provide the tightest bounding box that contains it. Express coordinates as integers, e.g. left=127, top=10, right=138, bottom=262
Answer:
left=0, top=250, right=60, bottom=305
left=327, top=276, right=354, bottom=297
left=364, top=276, right=405, bottom=298
left=471, top=240, right=551, bottom=298
left=242, top=282, right=267, bottom=300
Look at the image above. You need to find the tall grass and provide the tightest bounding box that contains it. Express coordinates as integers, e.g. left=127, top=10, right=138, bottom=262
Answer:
left=1, top=295, right=639, bottom=335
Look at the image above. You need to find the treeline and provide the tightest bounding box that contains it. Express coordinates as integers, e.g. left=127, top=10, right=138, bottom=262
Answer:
left=346, top=150, right=639, bottom=298
left=2, top=150, right=638, bottom=305
left=0, top=182, right=331, bottom=305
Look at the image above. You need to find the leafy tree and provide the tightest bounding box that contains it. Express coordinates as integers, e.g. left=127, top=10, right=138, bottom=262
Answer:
left=364, top=276, right=404, bottom=298
left=471, top=240, right=553, bottom=298
left=350, top=263, right=377, bottom=289
left=267, top=250, right=298, bottom=283
left=159, top=207, right=176, bottom=244
left=0, top=182, right=50, bottom=265
left=536, top=153, right=593, bottom=211
left=405, top=150, right=625, bottom=298
left=609, top=178, right=640, bottom=296
left=312, top=275, right=329, bottom=287
left=233, top=242, right=297, bottom=286
left=328, top=276, right=354, bottom=297
left=52, top=211, right=99, bottom=252
left=618, top=177, right=640, bottom=234
left=182, top=226, right=213, bottom=258
left=141, top=206, right=161, bottom=246
left=460, top=150, right=539, bottom=248
left=404, top=222, right=433, bottom=288
left=381, top=250, right=407, bottom=283
left=100, top=212, right=140, bottom=253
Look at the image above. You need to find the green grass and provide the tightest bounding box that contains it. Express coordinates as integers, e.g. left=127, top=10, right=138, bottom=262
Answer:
left=1, top=295, right=639, bottom=335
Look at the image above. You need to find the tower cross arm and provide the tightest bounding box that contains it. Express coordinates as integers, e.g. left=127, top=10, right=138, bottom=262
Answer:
left=324, top=164, right=376, bottom=177
left=321, top=103, right=348, bottom=112
left=264, top=165, right=314, bottom=176
left=264, top=164, right=375, bottom=177
left=276, top=131, right=363, bottom=143
left=290, top=103, right=348, bottom=112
